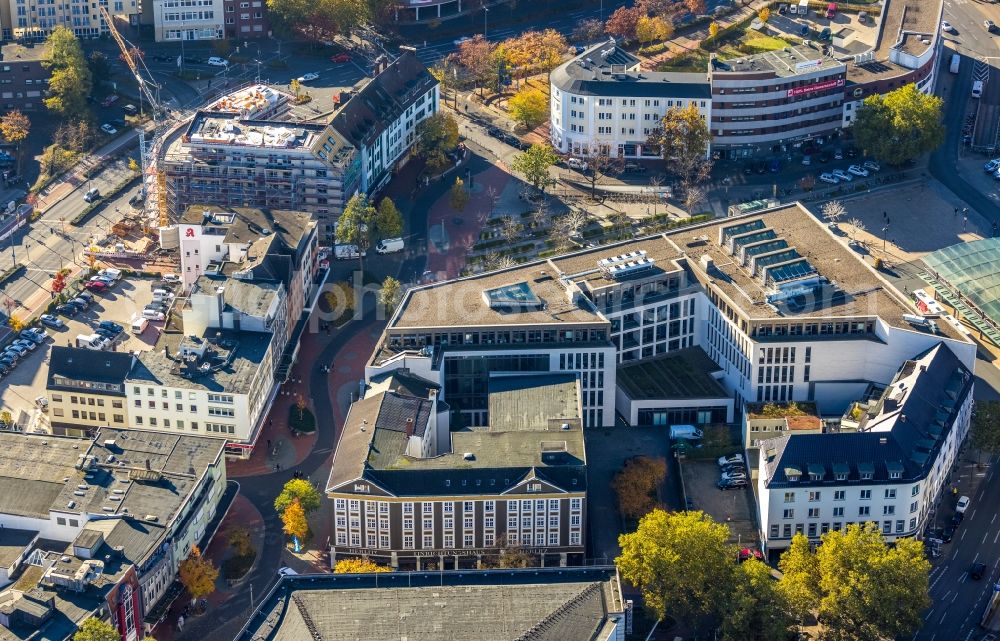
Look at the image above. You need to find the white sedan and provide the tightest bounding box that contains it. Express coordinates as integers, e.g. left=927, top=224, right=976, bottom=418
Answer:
left=454, top=36, right=471, bottom=46
left=297, top=72, right=320, bottom=83
left=941, top=21, right=954, bottom=33
left=100, top=123, right=118, bottom=135
left=819, top=172, right=840, bottom=184
left=831, top=169, right=853, bottom=182
left=207, top=56, right=229, bottom=67
left=847, top=164, right=869, bottom=177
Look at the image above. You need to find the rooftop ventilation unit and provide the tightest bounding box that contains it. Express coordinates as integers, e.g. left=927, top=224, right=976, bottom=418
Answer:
left=598, top=249, right=648, bottom=270
left=605, top=257, right=657, bottom=280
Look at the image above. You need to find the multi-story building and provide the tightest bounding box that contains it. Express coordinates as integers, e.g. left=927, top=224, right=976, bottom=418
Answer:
left=708, top=46, right=846, bottom=158
left=0, top=428, right=226, bottom=640
left=234, top=566, right=628, bottom=641
left=162, top=51, right=438, bottom=244
left=147, top=0, right=224, bottom=41
left=756, top=344, right=972, bottom=554
left=0, top=43, right=49, bottom=111
left=220, top=0, right=266, bottom=39
left=326, top=372, right=587, bottom=570
left=3, top=0, right=139, bottom=39
left=549, top=40, right=712, bottom=159
left=47, top=348, right=133, bottom=437
left=743, top=401, right=822, bottom=450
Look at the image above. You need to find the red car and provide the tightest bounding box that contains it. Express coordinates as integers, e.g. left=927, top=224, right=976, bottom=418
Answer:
left=84, top=280, right=108, bottom=291
left=330, top=53, right=351, bottom=63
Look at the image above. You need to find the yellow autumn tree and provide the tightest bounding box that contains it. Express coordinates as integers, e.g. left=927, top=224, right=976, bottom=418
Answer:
left=334, top=558, right=393, bottom=573
left=281, top=497, right=309, bottom=541
left=178, top=546, right=218, bottom=603
left=709, top=21, right=720, bottom=39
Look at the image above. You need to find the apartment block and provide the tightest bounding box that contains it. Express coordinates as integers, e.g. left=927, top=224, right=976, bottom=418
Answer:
left=148, top=0, right=224, bottom=41
left=47, top=348, right=133, bottom=437
left=327, top=372, right=587, bottom=570
left=0, top=42, right=48, bottom=111
left=162, top=51, right=438, bottom=244
left=4, top=0, right=139, bottom=40
left=756, top=344, right=972, bottom=554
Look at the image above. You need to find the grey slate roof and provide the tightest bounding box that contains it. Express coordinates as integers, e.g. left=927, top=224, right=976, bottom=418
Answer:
left=47, top=347, right=134, bottom=395
left=330, top=50, right=438, bottom=150
left=762, top=343, right=973, bottom=488
left=550, top=39, right=710, bottom=99
left=193, top=276, right=280, bottom=318
left=0, top=529, right=37, bottom=568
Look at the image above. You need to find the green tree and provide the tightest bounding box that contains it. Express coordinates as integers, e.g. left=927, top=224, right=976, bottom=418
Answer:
left=336, top=193, right=377, bottom=273
left=815, top=523, right=930, bottom=641
left=511, top=143, right=558, bottom=193
left=414, top=112, right=459, bottom=171
left=646, top=104, right=712, bottom=184
left=777, top=533, right=821, bottom=625
left=43, top=27, right=92, bottom=117
left=969, top=400, right=1000, bottom=462
left=267, top=0, right=372, bottom=40
left=73, top=619, right=119, bottom=641
left=508, top=87, right=548, bottom=130
left=376, top=197, right=403, bottom=238
left=449, top=177, right=470, bottom=211
left=87, top=51, right=112, bottom=88
left=721, top=558, right=793, bottom=641
left=617, top=509, right=735, bottom=636
left=379, top=276, right=402, bottom=314
left=274, top=478, right=323, bottom=514
left=853, top=83, right=944, bottom=166
left=178, top=546, right=218, bottom=603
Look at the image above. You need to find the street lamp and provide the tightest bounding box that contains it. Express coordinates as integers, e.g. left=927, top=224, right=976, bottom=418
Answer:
left=483, top=6, right=489, bottom=39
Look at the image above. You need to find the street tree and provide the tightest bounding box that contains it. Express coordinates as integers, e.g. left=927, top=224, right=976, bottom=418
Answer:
left=336, top=193, right=378, bottom=273
left=758, top=6, right=771, bottom=22
left=853, top=83, right=944, bottom=166
left=414, top=112, right=459, bottom=171
left=178, top=546, right=218, bottom=604
left=43, top=27, right=91, bottom=117
left=511, top=143, right=558, bottom=193
left=228, top=526, right=254, bottom=559
left=73, top=619, right=120, bottom=641
left=636, top=15, right=673, bottom=46
left=617, top=509, right=736, bottom=636
left=499, top=215, right=524, bottom=244
left=685, top=0, right=706, bottom=14
left=274, top=478, right=323, bottom=514
left=722, top=558, right=794, bottom=641
left=969, top=400, right=1000, bottom=462
left=605, top=6, right=642, bottom=41
left=281, top=497, right=310, bottom=541
left=334, top=558, right=392, bottom=573
left=0, top=110, right=29, bottom=173
left=494, top=534, right=536, bottom=568
left=508, top=87, right=548, bottom=130
left=266, top=0, right=372, bottom=41
left=580, top=145, right=623, bottom=198
left=87, top=51, right=112, bottom=88
left=376, top=197, right=403, bottom=238
left=709, top=21, right=720, bottom=38
left=815, top=523, right=930, bottom=641
left=7, top=316, right=25, bottom=332
left=646, top=104, right=712, bottom=184
left=51, top=269, right=68, bottom=295
left=481, top=252, right=518, bottom=271
left=682, top=183, right=706, bottom=214
left=846, top=218, right=867, bottom=244
left=612, top=455, right=666, bottom=519
left=289, top=77, right=302, bottom=98
left=455, top=35, right=495, bottom=96
left=821, top=200, right=847, bottom=225
left=777, top=533, right=821, bottom=625
left=571, top=19, right=605, bottom=43
left=499, top=29, right=567, bottom=78
left=449, top=177, right=470, bottom=211
left=379, top=276, right=403, bottom=314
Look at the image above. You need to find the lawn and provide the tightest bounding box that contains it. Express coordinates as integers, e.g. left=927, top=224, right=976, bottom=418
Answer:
left=656, top=28, right=792, bottom=72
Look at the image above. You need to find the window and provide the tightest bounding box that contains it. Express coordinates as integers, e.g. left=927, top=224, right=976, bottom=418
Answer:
left=896, top=520, right=905, bottom=533
left=783, top=509, right=794, bottom=519
left=464, top=534, right=474, bottom=547
left=882, top=521, right=892, bottom=534
left=832, top=507, right=844, bottom=517
left=858, top=506, right=870, bottom=516
left=860, top=490, right=871, bottom=500
left=808, top=491, right=821, bottom=502
left=911, top=485, right=920, bottom=496
left=808, top=508, right=820, bottom=518
left=403, top=535, right=413, bottom=549
left=807, top=523, right=817, bottom=537
left=884, top=489, right=896, bottom=499
left=783, top=492, right=795, bottom=503
left=770, top=524, right=779, bottom=538
left=883, top=505, right=895, bottom=515
left=834, top=490, right=845, bottom=501
left=910, top=501, right=918, bottom=513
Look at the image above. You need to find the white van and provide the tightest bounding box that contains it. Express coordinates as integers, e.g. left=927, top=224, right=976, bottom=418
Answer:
left=375, top=238, right=404, bottom=254
left=973, top=80, right=984, bottom=98
left=950, top=54, right=960, bottom=74
left=75, top=334, right=106, bottom=350
left=99, top=268, right=122, bottom=281
left=141, top=309, right=165, bottom=321
left=131, top=316, right=149, bottom=333
left=670, top=424, right=705, bottom=440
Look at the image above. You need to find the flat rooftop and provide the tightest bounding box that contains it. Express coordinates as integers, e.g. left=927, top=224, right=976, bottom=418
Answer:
left=0, top=530, right=37, bottom=568
left=193, top=276, right=280, bottom=317
left=0, top=434, right=89, bottom=519
left=0, top=42, right=48, bottom=63
left=182, top=112, right=326, bottom=150
left=129, top=329, right=273, bottom=393
left=713, top=45, right=846, bottom=77
left=235, top=567, right=623, bottom=641
left=618, top=347, right=728, bottom=400
left=846, top=0, right=940, bottom=84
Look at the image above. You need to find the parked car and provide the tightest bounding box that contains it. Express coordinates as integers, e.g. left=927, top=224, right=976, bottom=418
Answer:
left=942, top=525, right=956, bottom=542
left=122, top=104, right=138, bottom=116
left=69, top=297, right=90, bottom=310
left=277, top=567, right=299, bottom=576
left=984, top=158, right=1000, bottom=173
left=956, top=495, right=971, bottom=513
left=819, top=172, right=839, bottom=184
left=12, top=339, right=35, bottom=352
left=84, top=280, right=108, bottom=292
left=99, top=321, right=124, bottom=334
left=971, top=562, right=987, bottom=580
left=720, top=473, right=748, bottom=483
left=834, top=149, right=844, bottom=160
left=83, top=188, right=100, bottom=203
left=0, top=355, right=16, bottom=368
left=101, top=94, right=119, bottom=107
left=801, top=155, right=812, bottom=166
left=567, top=158, right=588, bottom=171
left=863, top=160, right=881, bottom=172
left=89, top=276, right=115, bottom=286
left=100, top=123, right=118, bottom=135
left=20, top=330, right=45, bottom=344
left=95, top=328, right=116, bottom=339
left=845, top=147, right=859, bottom=158
left=718, top=479, right=747, bottom=490
left=985, top=19, right=995, bottom=33
left=941, top=20, right=954, bottom=33
left=6, top=344, right=27, bottom=358
left=719, top=454, right=744, bottom=466
left=207, top=56, right=229, bottom=66
left=40, top=314, right=66, bottom=329
left=297, top=72, right=320, bottom=83
left=331, top=52, right=351, bottom=63
left=161, top=273, right=181, bottom=283
left=831, top=169, right=853, bottom=182
left=847, top=164, right=869, bottom=177
left=623, top=162, right=647, bottom=174
left=55, top=304, right=77, bottom=317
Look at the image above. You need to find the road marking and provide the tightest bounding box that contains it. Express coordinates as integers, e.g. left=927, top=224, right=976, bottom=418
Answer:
left=925, top=608, right=936, bottom=621
left=984, top=531, right=990, bottom=544
left=940, top=610, right=949, bottom=624
left=994, top=529, right=1000, bottom=543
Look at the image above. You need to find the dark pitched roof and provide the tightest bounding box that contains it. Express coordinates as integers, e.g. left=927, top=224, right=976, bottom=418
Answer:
left=47, top=346, right=134, bottom=393
left=369, top=369, right=440, bottom=399
left=762, top=344, right=973, bottom=488
left=330, top=50, right=437, bottom=149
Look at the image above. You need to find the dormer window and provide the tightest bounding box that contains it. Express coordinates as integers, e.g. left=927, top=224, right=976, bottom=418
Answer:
left=889, top=471, right=901, bottom=479
left=860, top=472, right=873, bottom=480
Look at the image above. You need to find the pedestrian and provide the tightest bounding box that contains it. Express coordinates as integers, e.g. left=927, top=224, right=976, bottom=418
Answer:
left=270, top=418, right=274, bottom=426
left=267, top=439, right=271, bottom=449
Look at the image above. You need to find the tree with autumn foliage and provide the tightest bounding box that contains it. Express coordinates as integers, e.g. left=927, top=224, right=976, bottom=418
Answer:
left=498, top=29, right=567, bottom=79
left=73, top=619, right=120, bottom=641
left=646, top=104, right=712, bottom=184
left=178, top=546, right=218, bottom=604
left=51, top=268, right=69, bottom=295
left=334, top=558, right=393, bottom=573
left=613, top=456, right=667, bottom=519
left=684, top=0, right=706, bottom=15
left=455, top=35, right=496, bottom=96
left=708, top=21, right=720, bottom=39
left=636, top=15, right=674, bottom=46
left=508, top=87, right=548, bottom=130
left=0, top=110, right=29, bottom=172
left=605, top=6, right=642, bottom=41
left=281, top=497, right=310, bottom=542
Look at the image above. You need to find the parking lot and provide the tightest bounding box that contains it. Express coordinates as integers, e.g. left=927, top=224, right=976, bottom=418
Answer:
left=0, top=273, right=174, bottom=430
left=681, top=459, right=759, bottom=547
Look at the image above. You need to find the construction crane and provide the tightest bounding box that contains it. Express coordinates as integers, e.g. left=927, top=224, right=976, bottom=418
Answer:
left=100, top=7, right=170, bottom=228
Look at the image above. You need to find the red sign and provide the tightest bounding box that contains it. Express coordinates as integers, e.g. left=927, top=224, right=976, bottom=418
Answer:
left=185, top=227, right=195, bottom=237
left=787, top=78, right=845, bottom=98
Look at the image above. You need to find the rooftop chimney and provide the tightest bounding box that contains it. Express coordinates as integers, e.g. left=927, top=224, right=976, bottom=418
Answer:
left=404, top=417, right=414, bottom=438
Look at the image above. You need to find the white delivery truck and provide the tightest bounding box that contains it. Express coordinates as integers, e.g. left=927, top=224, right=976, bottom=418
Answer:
left=670, top=424, right=705, bottom=440
left=75, top=334, right=106, bottom=350
left=950, top=54, right=960, bottom=74
left=131, top=316, right=149, bottom=334
left=334, top=244, right=365, bottom=260
left=375, top=237, right=404, bottom=254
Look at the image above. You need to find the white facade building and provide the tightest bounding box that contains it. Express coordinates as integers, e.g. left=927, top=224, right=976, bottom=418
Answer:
left=7, top=0, right=139, bottom=39
left=549, top=40, right=711, bottom=159
left=756, top=343, right=973, bottom=553
left=149, top=0, right=224, bottom=41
